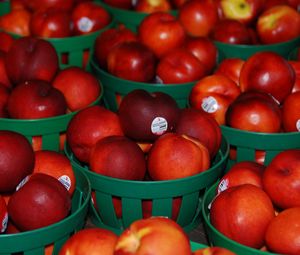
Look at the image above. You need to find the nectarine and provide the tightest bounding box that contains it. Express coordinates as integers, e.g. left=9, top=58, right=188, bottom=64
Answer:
left=114, top=217, right=191, bottom=255
left=147, top=133, right=210, bottom=180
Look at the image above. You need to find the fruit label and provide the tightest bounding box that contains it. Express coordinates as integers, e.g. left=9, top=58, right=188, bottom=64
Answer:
left=201, top=96, right=218, bottom=113
left=58, top=175, right=72, bottom=191
left=208, top=192, right=221, bottom=210
left=151, top=117, right=168, bottom=135
left=1, top=212, right=8, bottom=233
left=155, top=75, right=163, bottom=84
left=296, top=119, right=300, bottom=131
left=217, top=179, right=229, bottom=194
left=16, top=175, right=30, bottom=191
left=77, top=17, right=93, bottom=32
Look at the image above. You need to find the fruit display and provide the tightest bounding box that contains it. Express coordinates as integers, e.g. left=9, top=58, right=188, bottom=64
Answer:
left=95, top=12, right=218, bottom=78
left=0, top=35, right=102, bottom=151
left=0, top=1, right=112, bottom=37
left=98, top=0, right=300, bottom=59
left=57, top=217, right=233, bottom=254
left=64, top=90, right=229, bottom=233
left=203, top=149, right=300, bottom=254
left=0, top=1, right=115, bottom=68
left=91, top=1, right=299, bottom=112
left=96, top=0, right=180, bottom=30
left=189, top=50, right=300, bottom=168
left=0, top=0, right=299, bottom=254
left=211, top=1, right=300, bottom=59
left=91, top=12, right=219, bottom=110
left=0, top=131, right=91, bottom=254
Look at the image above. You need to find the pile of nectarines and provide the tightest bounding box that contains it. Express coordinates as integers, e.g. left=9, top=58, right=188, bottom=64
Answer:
left=189, top=50, right=300, bottom=166
left=93, top=13, right=218, bottom=84
left=207, top=149, right=300, bottom=254
left=102, top=0, right=300, bottom=46
left=0, top=0, right=299, bottom=253
left=190, top=51, right=299, bottom=130
left=0, top=35, right=102, bottom=119
left=0, top=130, right=76, bottom=234
left=66, top=89, right=223, bottom=182
left=0, top=34, right=102, bottom=151
left=65, top=89, right=224, bottom=223
left=58, top=216, right=237, bottom=255
left=0, top=0, right=112, bottom=38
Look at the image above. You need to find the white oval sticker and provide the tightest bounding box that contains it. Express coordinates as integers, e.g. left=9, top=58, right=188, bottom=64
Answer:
left=16, top=175, right=30, bottom=191
left=1, top=212, right=8, bottom=233
left=58, top=175, right=72, bottom=191
left=151, top=117, right=168, bottom=135
left=201, top=96, right=218, bottom=113
left=296, top=119, right=300, bottom=132
left=217, top=178, right=229, bottom=194
left=77, top=17, right=93, bottom=32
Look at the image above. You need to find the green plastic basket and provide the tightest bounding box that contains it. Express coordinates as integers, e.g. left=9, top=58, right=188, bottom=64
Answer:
left=190, top=242, right=208, bottom=251
left=202, top=182, right=279, bottom=255
left=0, top=168, right=91, bottom=255
left=288, top=46, right=300, bottom=60
left=214, top=36, right=300, bottom=60
left=64, top=136, right=229, bottom=235
left=220, top=125, right=300, bottom=170
left=0, top=91, right=103, bottom=152
left=95, top=0, right=177, bottom=31
left=0, top=1, right=115, bottom=69
left=90, top=56, right=197, bottom=111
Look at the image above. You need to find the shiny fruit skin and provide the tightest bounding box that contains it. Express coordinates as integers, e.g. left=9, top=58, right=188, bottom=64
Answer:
left=58, top=228, right=118, bottom=255
left=265, top=207, right=300, bottom=255
left=7, top=173, right=71, bottom=231
left=0, top=130, right=35, bottom=193
left=210, top=184, right=275, bottom=249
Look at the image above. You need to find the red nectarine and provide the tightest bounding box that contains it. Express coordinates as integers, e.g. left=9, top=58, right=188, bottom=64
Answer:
left=114, top=217, right=191, bottom=255
left=0, top=130, right=35, bottom=193
left=210, top=184, right=275, bottom=249
left=147, top=133, right=210, bottom=180
left=89, top=135, right=147, bottom=180
left=58, top=227, right=118, bottom=255
left=66, top=105, right=124, bottom=163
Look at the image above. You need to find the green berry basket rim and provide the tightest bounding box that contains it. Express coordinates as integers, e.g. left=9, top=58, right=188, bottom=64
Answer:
left=221, top=125, right=300, bottom=138
left=0, top=1, right=116, bottom=48
left=214, top=35, right=300, bottom=50
left=288, top=46, right=300, bottom=60
left=201, top=182, right=279, bottom=255
left=190, top=241, right=208, bottom=251
left=0, top=169, right=91, bottom=251
left=0, top=87, right=102, bottom=139
left=0, top=86, right=103, bottom=124
left=213, top=36, right=300, bottom=60
left=220, top=125, right=300, bottom=150
left=96, top=0, right=178, bottom=16
left=90, top=56, right=197, bottom=89
left=65, top=136, right=229, bottom=198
